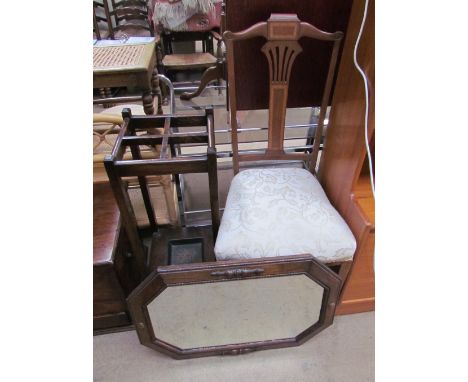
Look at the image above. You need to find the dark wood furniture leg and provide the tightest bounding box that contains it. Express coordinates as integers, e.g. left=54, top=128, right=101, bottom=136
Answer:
left=337, top=260, right=353, bottom=299
left=207, top=147, right=220, bottom=240
left=125, top=107, right=159, bottom=232
left=180, top=64, right=223, bottom=101
left=151, top=67, right=163, bottom=114
left=104, top=115, right=148, bottom=280
left=129, top=146, right=158, bottom=232
left=206, top=108, right=220, bottom=239
left=142, top=90, right=155, bottom=115
left=155, top=43, right=169, bottom=104
left=105, top=87, right=114, bottom=108
left=98, top=87, right=113, bottom=109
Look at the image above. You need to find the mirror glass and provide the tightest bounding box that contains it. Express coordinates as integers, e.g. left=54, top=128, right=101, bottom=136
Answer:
left=146, top=274, right=324, bottom=349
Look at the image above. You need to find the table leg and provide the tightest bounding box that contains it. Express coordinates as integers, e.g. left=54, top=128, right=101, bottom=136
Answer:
left=98, top=87, right=114, bottom=108
left=156, top=44, right=168, bottom=106
left=151, top=67, right=163, bottom=115
left=105, top=87, right=114, bottom=108
left=142, top=91, right=155, bottom=115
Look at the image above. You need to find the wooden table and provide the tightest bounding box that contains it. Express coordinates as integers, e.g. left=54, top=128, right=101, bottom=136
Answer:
left=93, top=39, right=162, bottom=115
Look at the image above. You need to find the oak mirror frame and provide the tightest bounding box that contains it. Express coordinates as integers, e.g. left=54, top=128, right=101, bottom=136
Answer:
left=127, top=254, right=341, bottom=359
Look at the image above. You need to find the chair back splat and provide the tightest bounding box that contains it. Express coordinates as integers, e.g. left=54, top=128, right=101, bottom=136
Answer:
left=223, top=14, right=343, bottom=174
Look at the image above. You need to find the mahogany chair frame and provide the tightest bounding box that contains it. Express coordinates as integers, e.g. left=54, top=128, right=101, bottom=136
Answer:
left=157, top=27, right=223, bottom=103
left=179, top=2, right=226, bottom=101
left=157, top=30, right=221, bottom=90
left=223, top=14, right=353, bottom=287
left=224, top=14, right=343, bottom=175
left=104, top=108, right=220, bottom=279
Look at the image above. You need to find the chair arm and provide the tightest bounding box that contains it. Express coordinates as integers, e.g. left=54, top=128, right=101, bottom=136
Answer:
left=93, top=113, right=123, bottom=125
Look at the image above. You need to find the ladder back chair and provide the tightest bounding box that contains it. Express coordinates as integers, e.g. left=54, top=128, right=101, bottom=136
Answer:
left=215, top=14, right=356, bottom=285
left=103, top=0, right=154, bottom=39
left=93, top=1, right=108, bottom=40
left=149, top=0, right=223, bottom=101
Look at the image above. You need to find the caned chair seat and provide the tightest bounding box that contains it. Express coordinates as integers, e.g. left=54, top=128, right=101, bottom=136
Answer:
left=214, top=167, right=356, bottom=263
left=162, top=52, right=217, bottom=70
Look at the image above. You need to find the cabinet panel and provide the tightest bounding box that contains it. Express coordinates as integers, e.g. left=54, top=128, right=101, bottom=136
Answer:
left=318, top=0, right=375, bottom=314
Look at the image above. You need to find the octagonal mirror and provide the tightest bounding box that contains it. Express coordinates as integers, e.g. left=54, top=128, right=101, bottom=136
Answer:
left=127, top=254, right=341, bottom=359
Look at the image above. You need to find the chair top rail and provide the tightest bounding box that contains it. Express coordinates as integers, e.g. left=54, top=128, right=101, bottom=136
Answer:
left=223, top=13, right=343, bottom=174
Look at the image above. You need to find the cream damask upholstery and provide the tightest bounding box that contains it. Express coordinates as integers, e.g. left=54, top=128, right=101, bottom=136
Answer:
left=214, top=167, right=356, bottom=263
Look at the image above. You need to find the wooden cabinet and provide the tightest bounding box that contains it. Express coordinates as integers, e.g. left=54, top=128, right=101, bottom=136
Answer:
left=93, top=183, right=139, bottom=332
left=318, top=0, right=375, bottom=315
left=337, top=173, right=375, bottom=314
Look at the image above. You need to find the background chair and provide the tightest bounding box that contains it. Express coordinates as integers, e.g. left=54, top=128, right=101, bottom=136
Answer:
left=148, top=0, right=223, bottom=99
left=214, top=14, right=355, bottom=283
left=103, top=0, right=154, bottom=39
left=93, top=1, right=109, bottom=40
left=179, top=1, right=225, bottom=101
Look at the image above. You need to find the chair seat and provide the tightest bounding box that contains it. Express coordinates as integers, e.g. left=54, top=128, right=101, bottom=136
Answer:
left=162, top=52, right=217, bottom=70
left=214, top=168, right=356, bottom=263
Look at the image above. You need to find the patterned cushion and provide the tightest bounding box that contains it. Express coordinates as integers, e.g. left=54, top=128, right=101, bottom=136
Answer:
left=149, top=0, right=222, bottom=32
left=214, top=168, right=356, bottom=263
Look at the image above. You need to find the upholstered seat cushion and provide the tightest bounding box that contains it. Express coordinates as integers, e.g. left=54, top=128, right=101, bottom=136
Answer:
left=214, top=168, right=356, bottom=263
left=149, top=0, right=222, bottom=32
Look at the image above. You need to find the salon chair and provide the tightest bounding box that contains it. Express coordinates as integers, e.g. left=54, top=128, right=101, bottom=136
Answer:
left=213, top=14, right=356, bottom=283
left=148, top=0, right=223, bottom=100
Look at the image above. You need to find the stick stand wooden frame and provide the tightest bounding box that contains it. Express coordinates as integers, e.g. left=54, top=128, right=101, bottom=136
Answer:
left=104, top=108, right=220, bottom=279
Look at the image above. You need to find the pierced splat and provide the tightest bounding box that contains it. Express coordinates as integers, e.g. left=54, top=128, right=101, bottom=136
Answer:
left=224, top=13, right=343, bottom=174
left=262, top=40, right=302, bottom=153
left=262, top=42, right=302, bottom=84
